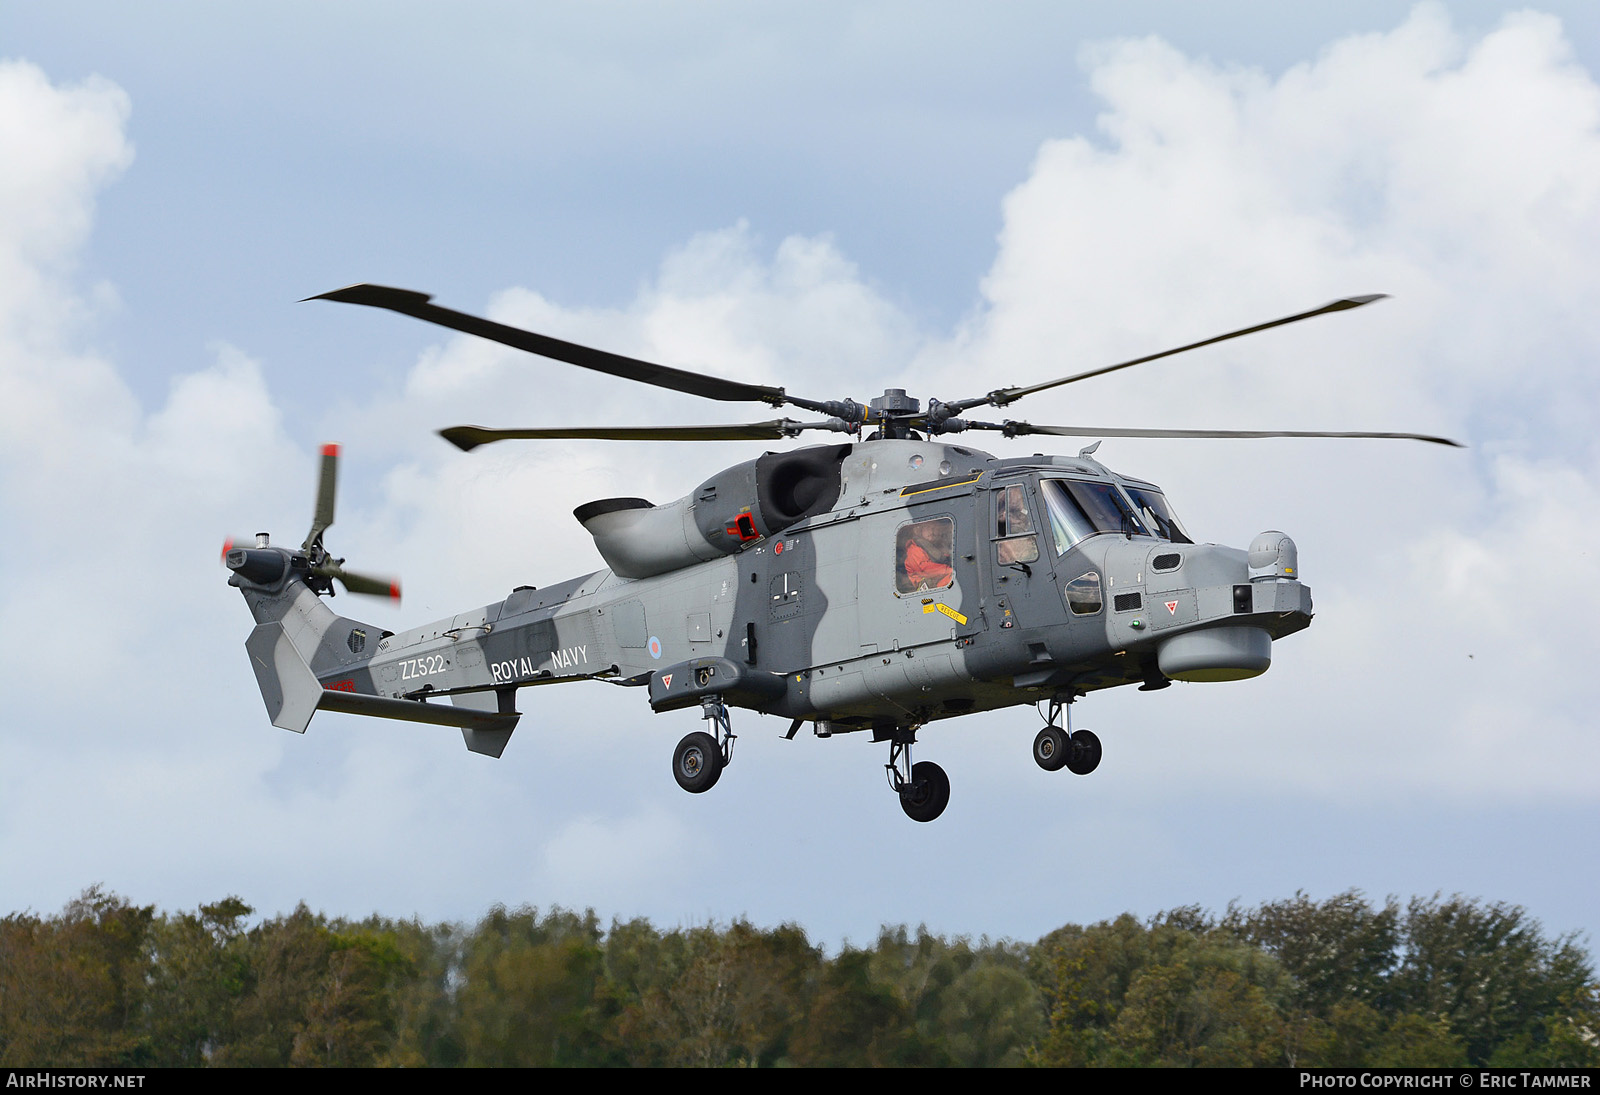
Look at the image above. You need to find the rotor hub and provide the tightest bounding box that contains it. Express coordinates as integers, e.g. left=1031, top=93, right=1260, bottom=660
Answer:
left=868, top=388, right=920, bottom=417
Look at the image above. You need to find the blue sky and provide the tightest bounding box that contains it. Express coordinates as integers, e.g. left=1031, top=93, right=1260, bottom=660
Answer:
left=1, top=2, right=1597, bottom=951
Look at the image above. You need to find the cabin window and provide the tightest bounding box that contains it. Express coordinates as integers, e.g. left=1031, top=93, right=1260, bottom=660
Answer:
left=1063, top=571, right=1103, bottom=616
left=896, top=516, right=955, bottom=594
left=994, top=484, right=1040, bottom=565
left=1041, top=479, right=1148, bottom=553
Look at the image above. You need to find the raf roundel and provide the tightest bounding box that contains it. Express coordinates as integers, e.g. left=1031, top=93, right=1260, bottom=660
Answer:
left=648, top=636, right=662, bottom=660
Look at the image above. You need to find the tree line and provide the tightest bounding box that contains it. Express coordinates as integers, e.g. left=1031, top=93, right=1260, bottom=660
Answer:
left=0, top=887, right=1594, bottom=1067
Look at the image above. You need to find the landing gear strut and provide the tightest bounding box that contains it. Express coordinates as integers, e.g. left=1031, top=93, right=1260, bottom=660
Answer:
left=672, top=695, right=737, bottom=794
left=883, top=728, right=949, bottom=822
left=1035, top=696, right=1102, bottom=775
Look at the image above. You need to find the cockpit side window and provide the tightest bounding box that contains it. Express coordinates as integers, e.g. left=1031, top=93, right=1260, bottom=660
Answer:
left=1124, top=486, right=1193, bottom=544
left=896, top=516, right=956, bottom=594
left=994, top=484, right=1040, bottom=565
left=1041, top=479, right=1147, bottom=553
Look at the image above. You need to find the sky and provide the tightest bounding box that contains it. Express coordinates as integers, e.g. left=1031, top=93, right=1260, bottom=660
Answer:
left=1, top=2, right=1597, bottom=952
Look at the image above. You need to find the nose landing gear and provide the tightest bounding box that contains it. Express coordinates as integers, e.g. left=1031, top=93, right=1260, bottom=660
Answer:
left=1034, top=697, right=1102, bottom=775
left=672, top=695, right=737, bottom=794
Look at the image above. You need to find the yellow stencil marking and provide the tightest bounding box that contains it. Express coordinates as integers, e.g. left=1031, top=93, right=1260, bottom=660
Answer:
left=923, top=602, right=968, bottom=625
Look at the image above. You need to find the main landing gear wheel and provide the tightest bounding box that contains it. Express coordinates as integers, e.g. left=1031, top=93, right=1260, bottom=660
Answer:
left=1066, top=729, right=1102, bottom=776
left=673, top=731, right=723, bottom=793
left=899, top=761, right=951, bottom=823
left=1033, top=725, right=1069, bottom=772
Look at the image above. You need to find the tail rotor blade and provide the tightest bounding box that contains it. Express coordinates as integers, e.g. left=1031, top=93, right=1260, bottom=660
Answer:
left=304, top=444, right=340, bottom=553
left=319, top=562, right=402, bottom=602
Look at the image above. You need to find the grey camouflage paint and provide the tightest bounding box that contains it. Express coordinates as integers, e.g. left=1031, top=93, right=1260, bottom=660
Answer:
left=231, top=438, right=1312, bottom=757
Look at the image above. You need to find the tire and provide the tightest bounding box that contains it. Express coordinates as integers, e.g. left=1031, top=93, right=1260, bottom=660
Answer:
left=1066, top=728, right=1102, bottom=776
left=673, top=731, right=724, bottom=793
left=1033, top=725, right=1069, bottom=771
left=899, top=760, right=951, bottom=822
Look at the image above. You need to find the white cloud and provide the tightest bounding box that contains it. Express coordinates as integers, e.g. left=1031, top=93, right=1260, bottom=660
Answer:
left=541, top=809, right=692, bottom=905
left=2, top=6, right=1598, bottom=938
left=0, top=62, right=130, bottom=324
left=928, top=3, right=1600, bottom=801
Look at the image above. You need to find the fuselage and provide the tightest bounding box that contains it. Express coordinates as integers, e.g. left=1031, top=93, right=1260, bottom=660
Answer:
left=234, top=438, right=1312, bottom=741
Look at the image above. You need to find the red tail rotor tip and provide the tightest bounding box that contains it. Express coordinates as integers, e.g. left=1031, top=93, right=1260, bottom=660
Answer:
left=321, top=443, right=341, bottom=457
left=389, top=582, right=401, bottom=601
left=221, top=538, right=233, bottom=559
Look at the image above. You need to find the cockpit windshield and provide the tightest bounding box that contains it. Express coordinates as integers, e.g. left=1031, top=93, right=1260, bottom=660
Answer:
left=1123, top=486, right=1193, bottom=544
left=1040, top=479, right=1148, bottom=553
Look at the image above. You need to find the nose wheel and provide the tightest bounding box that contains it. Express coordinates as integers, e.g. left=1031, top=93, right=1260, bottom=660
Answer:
left=1066, top=728, right=1101, bottom=775
left=1033, top=725, right=1069, bottom=771
left=1036, top=698, right=1102, bottom=775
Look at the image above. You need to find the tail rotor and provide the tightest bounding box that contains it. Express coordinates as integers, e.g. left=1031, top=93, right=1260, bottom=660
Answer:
left=300, top=444, right=402, bottom=602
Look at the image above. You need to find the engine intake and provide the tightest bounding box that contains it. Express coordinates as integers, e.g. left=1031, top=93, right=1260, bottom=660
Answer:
left=575, top=446, right=850, bottom=579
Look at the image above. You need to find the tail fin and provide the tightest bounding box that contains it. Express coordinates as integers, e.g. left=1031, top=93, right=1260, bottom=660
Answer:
left=238, top=575, right=374, bottom=734
left=244, top=617, right=325, bottom=734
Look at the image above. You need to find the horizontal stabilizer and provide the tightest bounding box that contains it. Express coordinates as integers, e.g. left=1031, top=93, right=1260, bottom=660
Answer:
left=318, top=689, right=521, bottom=733
left=321, top=691, right=522, bottom=759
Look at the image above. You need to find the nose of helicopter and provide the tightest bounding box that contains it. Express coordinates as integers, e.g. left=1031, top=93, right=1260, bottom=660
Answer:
left=1100, top=533, right=1312, bottom=683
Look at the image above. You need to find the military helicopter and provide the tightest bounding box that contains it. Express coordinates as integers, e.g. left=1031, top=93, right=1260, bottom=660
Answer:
left=226, top=286, right=1459, bottom=821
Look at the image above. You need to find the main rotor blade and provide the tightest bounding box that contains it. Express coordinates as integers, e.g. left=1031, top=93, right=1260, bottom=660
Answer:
left=989, top=421, right=1464, bottom=447
left=439, top=419, right=833, bottom=452
left=955, top=294, right=1389, bottom=412
left=303, top=443, right=340, bottom=553
left=309, top=283, right=791, bottom=407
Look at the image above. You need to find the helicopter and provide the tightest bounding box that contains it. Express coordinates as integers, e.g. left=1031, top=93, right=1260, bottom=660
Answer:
left=225, top=285, right=1460, bottom=821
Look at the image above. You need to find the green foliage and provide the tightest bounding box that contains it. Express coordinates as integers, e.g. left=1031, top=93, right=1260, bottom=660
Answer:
left=1031, top=910, right=1291, bottom=1067
left=1031, top=890, right=1600, bottom=1068
left=1394, top=894, right=1600, bottom=1066
left=1224, top=890, right=1400, bottom=1017
left=0, top=886, right=154, bottom=1066
left=612, top=919, right=820, bottom=1066
left=139, top=896, right=254, bottom=1065
left=456, top=904, right=614, bottom=1066
left=2, top=886, right=1593, bottom=1067
left=790, top=947, right=940, bottom=1065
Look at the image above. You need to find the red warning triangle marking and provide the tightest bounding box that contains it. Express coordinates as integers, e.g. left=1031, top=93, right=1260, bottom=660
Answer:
left=1165, top=601, right=1178, bottom=614
left=662, top=673, right=673, bottom=688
